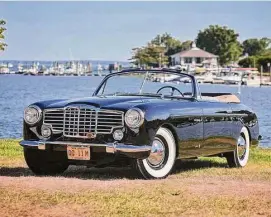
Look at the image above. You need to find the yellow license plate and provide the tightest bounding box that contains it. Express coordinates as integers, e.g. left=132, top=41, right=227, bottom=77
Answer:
left=67, top=146, right=91, bottom=160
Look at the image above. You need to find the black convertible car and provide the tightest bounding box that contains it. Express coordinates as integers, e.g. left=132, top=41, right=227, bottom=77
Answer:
left=20, top=69, right=259, bottom=179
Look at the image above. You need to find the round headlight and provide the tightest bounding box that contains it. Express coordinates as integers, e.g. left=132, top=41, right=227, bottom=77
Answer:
left=125, top=108, right=144, bottom=128
left=24, top=105, right=42, bottom=125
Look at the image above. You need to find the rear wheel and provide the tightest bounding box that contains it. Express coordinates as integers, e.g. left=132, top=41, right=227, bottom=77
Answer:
left=226, top=127, right=250, bottom=168
left=24, top=148, right=69, bottom=175
left=134, top=127, right=176, bottom=179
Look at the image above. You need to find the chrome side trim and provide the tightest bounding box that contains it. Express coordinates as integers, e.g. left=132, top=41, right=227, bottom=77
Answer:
left=170, top=113, right=248, bottom=118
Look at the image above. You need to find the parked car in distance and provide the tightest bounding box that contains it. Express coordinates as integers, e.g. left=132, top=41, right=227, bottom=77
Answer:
left=20, top=69, right=260, bottom=179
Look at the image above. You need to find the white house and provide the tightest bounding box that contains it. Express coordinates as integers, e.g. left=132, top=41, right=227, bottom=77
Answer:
left=170, top=42, right=218, bottom=69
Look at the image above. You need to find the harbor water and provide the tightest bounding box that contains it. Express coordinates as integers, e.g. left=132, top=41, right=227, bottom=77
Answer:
left=0, top=75, right=270, bottom=148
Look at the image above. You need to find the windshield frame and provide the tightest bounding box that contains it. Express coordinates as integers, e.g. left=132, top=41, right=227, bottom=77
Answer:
left=92, top=69, right=198, bottom=99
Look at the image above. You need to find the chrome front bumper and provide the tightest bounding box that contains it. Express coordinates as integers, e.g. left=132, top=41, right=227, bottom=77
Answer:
left=20, top=140, right=151, bottom=159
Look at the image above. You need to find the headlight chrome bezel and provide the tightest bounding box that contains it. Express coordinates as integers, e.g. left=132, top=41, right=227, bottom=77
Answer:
left=125, top=108, right=144, bottom=129
left=24, top=105, right=42, bottom=125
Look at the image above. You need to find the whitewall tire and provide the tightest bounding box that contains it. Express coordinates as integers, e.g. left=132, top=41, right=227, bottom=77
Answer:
left=226, top=126, right=250, bottom=168
left=135, top=127, right=176, bottom=179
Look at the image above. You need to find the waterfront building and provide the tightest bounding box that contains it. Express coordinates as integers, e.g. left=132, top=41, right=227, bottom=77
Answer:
left=170, top=42, right=218, bottom=69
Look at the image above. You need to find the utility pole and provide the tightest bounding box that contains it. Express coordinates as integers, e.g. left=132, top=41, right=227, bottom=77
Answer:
left=260, top=65, right=263, bottom=87
left=158, top=34, right=162, bottom=69
left=268, top=63, right=271, bottom=82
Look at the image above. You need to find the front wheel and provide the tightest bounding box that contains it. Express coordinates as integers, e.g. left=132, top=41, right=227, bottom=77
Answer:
left=226, top=127, right=250, bottom=168
left=134, top=127, right=176, bottom=179
left=24, top=148, right=69, bottom=175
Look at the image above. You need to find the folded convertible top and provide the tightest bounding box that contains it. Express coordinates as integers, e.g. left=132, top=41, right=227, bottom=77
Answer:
left=201, top=93, right=240, bottom=103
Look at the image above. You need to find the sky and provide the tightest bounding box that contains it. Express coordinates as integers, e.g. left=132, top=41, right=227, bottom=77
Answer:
left=0, top=1, right=270, bottom=61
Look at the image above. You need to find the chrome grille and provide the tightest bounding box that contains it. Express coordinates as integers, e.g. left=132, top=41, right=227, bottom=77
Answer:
left=78, top=108, right=96, bottom=136
left=64, top=107, right=80, bottom=137
left=43, top=109, right=64, bottom=133
left=97, top=110, right=124, bottom=133
left=43, top=107, right=124, bottom=138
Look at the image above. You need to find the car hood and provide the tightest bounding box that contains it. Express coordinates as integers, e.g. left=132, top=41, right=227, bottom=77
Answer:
left=36, top=96, right=179, bottom=111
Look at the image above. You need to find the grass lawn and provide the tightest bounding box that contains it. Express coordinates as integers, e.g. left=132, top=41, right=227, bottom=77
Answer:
left=0, top=139, right=271, bottom=217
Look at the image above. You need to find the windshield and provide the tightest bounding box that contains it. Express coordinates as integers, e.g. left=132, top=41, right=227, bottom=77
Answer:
left=95, top=71, right=194, bottom=98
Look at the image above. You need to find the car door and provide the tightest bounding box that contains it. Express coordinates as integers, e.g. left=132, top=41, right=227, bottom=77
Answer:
left=199, top=100, right=236, bottom=156
left=169, top=101, right=204, bottom=158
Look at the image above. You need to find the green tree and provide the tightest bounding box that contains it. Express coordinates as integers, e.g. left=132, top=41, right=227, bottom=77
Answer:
left=151, top=33, right=182, bottom=66
left=0, top=20, right=7, bottom=51
left=239, top=55, right=271, bottom=71
left=146, top=43, right=168, bottom=67
left=151, top=34, right=194, bottom=53
left=262, top=48, right=271, bottom=57
left=180, top=40, right=193, bottom=51
left=131, top=33, right=178, bottom=67
left=242, top=38, right=271, bottom=56
left=221, top=42, right=243, bottom=65
left=130, top=43, right=168, bottom=67
left=151, top=33, right=182, bottom=56
left=263, top=48, right=271, bottom=55
left=257, top=56, right=271, bottom=72
left=238, top=56, right=258, bottom=68
left=196, top=25, right=243, bottom=65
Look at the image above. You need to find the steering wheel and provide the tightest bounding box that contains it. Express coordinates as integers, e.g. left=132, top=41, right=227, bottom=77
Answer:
left=156, top=86, right=184, bottom=97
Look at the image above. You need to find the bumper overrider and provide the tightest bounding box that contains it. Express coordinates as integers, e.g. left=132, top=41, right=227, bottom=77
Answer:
left=20, top=140, right=151, bottom=159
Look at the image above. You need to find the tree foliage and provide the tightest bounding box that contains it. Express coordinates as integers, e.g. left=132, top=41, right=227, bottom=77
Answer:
left=150, top=33, right=182, bottom=56
left=196, top=25, right=243, bottom=65
left=131, top=25, right=270, bottom=68
left=0, top=20, right=7, bottom=51
left=131, top=43, right=168, bottom=68
left=131, top=33, right=197, bottom=67
left=180, top=40, right=193, bottom=51
left=258, top=56, right=271, bottom=72
left=242, top=38, right=271, bottom=56
left=239, top=55, right=271, bottom=72
left=238, top=56, right=258, bottom=68
left=260, top=47, right=271, bottom=57
left=131, top=33, right=182, bottom=67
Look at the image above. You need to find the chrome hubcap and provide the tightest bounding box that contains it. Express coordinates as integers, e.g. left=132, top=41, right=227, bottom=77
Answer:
left=237, top=135, right=246, bottom=160
left=147, top=139, right=165, bottom=167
